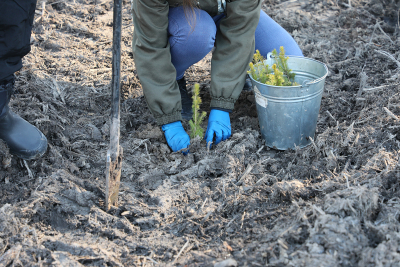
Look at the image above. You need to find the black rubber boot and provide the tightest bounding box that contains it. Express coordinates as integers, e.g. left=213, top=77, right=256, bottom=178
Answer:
left=177, top=77, right=193, bottom=120
left=0, top=75, right=47, bottom=160
left=242, top=74, right=253, bottom=92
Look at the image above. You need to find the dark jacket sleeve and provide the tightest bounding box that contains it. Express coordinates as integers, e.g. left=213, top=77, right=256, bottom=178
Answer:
left=210, top=0, right=261, bottom=110
left=131, top=0, right=182, bottom=125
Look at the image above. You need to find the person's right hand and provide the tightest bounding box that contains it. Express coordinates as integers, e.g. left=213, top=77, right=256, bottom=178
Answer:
left=161, top=121, right=190, bottom=154
left=205, top=109, right=231, bottom=148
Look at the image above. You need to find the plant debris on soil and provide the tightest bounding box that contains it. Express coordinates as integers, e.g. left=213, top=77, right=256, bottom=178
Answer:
left=1, top=0, right=400, bottom=266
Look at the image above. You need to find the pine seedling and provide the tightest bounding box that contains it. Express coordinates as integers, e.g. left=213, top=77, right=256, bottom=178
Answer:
left=248, top=46, right=298, bottom=86
left=189, top=83, right=207, bottom=139
left=248, top=62, right=257, bottom=81
left=272, top=46, right=297, bottom=84
left=266, top=64, right=284, bottom=86
left=252, top=49, right=265, bottom=65
left=248, top=50, right=272, bottom=84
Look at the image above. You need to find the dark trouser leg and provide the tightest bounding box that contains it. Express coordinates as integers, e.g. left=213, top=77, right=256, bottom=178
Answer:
left=0, top=0, right=37, bottom=80
left=0, top=0, right=47, bottom=160
left=176, top=77, right=193, bottom=120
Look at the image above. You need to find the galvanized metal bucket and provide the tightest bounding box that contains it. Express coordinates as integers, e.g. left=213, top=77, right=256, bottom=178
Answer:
left=250, top=54, right=328, bottom=150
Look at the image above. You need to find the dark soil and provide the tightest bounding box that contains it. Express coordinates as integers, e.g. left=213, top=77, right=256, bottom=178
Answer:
left=1, top=0, right=400, bottom=266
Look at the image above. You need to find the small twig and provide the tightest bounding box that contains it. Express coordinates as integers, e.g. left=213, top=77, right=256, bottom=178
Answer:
left=207, top=141, right=212, bottom=152
left=51, top=77, right=66, bottom=104
left=278, top=239, right=289, bottom=250
left=0, top=241, right=8, bottom=256
left=200, top=211, right=213, bottom=225
left=49, top=0, right=65, bottom=5
left=23, top=160, right=34, bottom=179
left=368, top=22, right=395, bottom=46
left=17, top=178, right=36, bottom=185
left=89, top=67, right=112, bottom=73
left=383, top=107, right=399, bottom=120
left=326, top=110, right=337, bottom=122
left=252, top=174, right=277, bottom=187
left=397, top=9, right=400, bottom=29
left=30, top=228, right=40, bottom=246
left=41, top=72, right=66, bottom=104
left=222, top=179, right=226, bottom=198
left=144, top=142, right=151, bottom=162
left=230, top=181, right=239, bottom=189
left=176, top=146, right=189, bottom=155
left=254, top=175, right=267, bottom=185
left=241, top=212, right=246, bottom=229
left=375, top=50, right=400, bottom=67
left=173, top=239, right=189, bottom=264
left=145, top=257, right=158, bottom=265
left=187, top=219, right=200, bottom=225
left=309, top=136, right=319, bottom=153
left=41, top=1, right=46, bottom=18
left=34, top=1, right=47, bottom=23
left=368, top=24, right=377, bottom=46
left=341, top=160, right=350, bottom=188
left=363, top=83, right=400, bottom=92
left=199, top=198, right=208, bottom=213
left=226, top=214, right=240, bottom=229
left=131, top=139, right=149, bottom=152
left=256, top=145, right=264, bottom=157
left=344, top=173, right=350, bottom=188
left=236, top=164, right=253, bottom=186
left=376, top=24, right=395, bottom=45
left=96, top=40, right=112, bottom=46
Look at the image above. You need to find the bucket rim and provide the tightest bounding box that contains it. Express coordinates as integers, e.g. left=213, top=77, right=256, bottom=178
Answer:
left=248, top=55, right=329, bottom=89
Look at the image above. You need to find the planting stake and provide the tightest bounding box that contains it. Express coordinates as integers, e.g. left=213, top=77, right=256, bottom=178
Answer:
left=105, top=0, right=123, bottom=211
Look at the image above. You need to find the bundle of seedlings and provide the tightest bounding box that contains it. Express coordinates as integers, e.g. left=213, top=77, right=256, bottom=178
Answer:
left=248, top=46, right=299, bottom=86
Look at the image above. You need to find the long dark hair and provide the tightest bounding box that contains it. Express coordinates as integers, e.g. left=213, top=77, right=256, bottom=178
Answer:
left=182, top=0, right=196, bottom=28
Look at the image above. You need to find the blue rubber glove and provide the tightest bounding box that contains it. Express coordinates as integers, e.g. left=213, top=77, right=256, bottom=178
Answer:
left=205, top=109, right=231, bottom=148
left=161, top=121, right=190, bottom=154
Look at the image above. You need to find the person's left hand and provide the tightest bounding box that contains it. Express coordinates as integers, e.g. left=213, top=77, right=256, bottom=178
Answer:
left=205, top=109, right=231, bottom=148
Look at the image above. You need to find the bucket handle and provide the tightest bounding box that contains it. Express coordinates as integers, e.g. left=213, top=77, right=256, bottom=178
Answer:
left=302, top=79, right=312, bottom=88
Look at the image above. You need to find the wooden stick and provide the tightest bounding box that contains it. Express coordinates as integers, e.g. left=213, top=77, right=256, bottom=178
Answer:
left=173, top=239, right=189, bottom=264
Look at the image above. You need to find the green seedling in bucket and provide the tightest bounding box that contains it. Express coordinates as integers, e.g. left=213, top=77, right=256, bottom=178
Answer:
left=189, top=83, right=207, bottom=139
left=248, top=46, right=298, bottom=86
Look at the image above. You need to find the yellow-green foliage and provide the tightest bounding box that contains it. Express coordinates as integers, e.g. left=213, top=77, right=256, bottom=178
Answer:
left=189, top=83, right=207, bottom=139
left=248, top=46, right=298, bottom=86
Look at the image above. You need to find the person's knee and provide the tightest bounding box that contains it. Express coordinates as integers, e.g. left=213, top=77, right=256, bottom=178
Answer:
left=169, top=7, right=216, bottom=54
left=187, top=16, right=216, bottom=56
left=255, top=10, right=303, bottom=57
